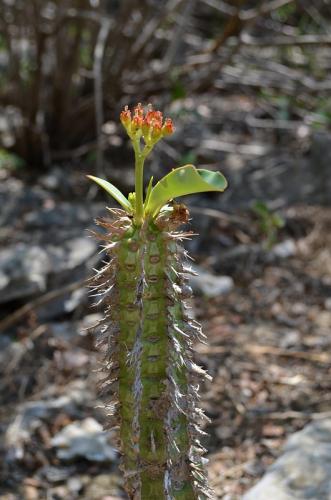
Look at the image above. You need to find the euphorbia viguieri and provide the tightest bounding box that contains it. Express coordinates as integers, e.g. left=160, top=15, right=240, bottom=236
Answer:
left=88, top=103, right=227, bottom=500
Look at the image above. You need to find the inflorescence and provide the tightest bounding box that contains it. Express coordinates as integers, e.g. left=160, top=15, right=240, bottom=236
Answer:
left=120, top=103, right=174, bottom=146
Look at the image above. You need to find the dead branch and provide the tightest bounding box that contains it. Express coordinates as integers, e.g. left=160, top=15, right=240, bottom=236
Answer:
left=197, top=343, right=331, bottom=363
left=201, top=0, right=238, bottom=17
left=253, top=410, right=331, bottom=420
left=242, top=0, right=295, bottom=21
left=239, top=33, right=331, bottom=47
left=163, top=0, right=197, bottom=69
left=93, top=16, right=112, bottom=180
left=189, top=206, right=246, bottom=225
left=202, top=0, right=295, bottom=21
left=0, top=279, right=86, bottom=332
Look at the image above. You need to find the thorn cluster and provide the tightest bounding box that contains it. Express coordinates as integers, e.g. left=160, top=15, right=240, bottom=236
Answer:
left=120, top=103, right=174, bottom=146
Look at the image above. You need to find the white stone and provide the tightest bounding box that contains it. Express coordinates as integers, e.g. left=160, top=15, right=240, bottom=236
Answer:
left=51, top=417, right=116, bottom=462
left=189, top=266, right=234, bottom=298
left=244, top=419, right=331, bottom=500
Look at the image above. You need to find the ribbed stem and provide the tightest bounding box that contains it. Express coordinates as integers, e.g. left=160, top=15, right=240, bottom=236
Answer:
left=139, top=223, right=168, bottom=498
left=117, top=225, right=143, bottom=497
left=165, top=252, right=200, bottom=499
left=92, top=209, right=213, bottom=500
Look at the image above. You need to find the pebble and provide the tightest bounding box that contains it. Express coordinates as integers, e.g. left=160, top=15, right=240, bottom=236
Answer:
left=51, top=417, right=116, bottom=462
left=189, top=265, right=234, bottom=298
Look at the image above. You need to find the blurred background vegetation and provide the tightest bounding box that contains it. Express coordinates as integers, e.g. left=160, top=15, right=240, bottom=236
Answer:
left=1, top=0, right=331, bottom=173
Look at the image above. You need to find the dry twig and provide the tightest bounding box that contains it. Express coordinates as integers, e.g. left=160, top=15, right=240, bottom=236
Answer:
left=0, top=279, right=86, bottom=332
left=197, top=343, right=331, bottom=363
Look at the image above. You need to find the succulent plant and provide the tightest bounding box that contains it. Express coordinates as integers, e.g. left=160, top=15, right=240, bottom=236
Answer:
left=88, top=104, right=227, bottom=499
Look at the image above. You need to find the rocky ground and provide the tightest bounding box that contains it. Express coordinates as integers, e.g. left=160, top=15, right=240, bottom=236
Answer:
left=1, top=95, right=331, bottom=499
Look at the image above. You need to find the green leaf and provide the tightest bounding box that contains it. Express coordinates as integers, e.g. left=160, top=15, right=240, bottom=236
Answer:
left=0, top=149, right=25, bottom=170
left=87, top=175, right=133, bottom=213
left=252, top=200, right=270, bottom=218
left=144, top=176, right=154, bottom=205
left=272, top=213, right=285, bottom=228
left=145, top=165, right=227, bottom=217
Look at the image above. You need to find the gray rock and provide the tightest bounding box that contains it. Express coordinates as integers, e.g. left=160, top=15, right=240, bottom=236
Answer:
left=40, top=465, right=74, bottom=483
left=0, top=177, right=47, bottom=228
left=271, top=239, right=296, bottom=259
left=5, top=380, right=93, bottom=461
left=51, top=418, right=116, bottom=462
left=0, top=237, right=96, bottom=305
left=189, top=265, right=234, bottom=298
left=310, top=132, right=331, bottom=205
left=48, top=314, right=102, bottom=342
left=243, top=419, right=331, bottom=500
left=47, top=237, right=96, bottom=274
left=23, top=203, right=103, bottom=234
left=39, top=166, right=73, bottom=193
left=0, top=244, right=50, bottom=303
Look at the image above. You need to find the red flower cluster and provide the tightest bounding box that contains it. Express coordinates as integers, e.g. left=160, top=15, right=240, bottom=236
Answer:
left=120, top=103, right=174, bottom=144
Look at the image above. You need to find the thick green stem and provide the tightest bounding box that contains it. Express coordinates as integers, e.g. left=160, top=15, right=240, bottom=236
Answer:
left=117, top=225, right=143, bottom=497
left=93, top=209, right=213, bottom=499
left=139, top=223, right=168, bottom=498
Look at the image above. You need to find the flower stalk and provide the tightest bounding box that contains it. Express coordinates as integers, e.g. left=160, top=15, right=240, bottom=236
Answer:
left=133, top=138, right=144, bottom=226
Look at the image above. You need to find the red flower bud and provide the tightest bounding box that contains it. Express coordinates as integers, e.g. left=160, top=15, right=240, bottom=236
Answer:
left=131, top=115, right=143, bottom=133
left=142, top=120, right=150, bottom=138
left=162, top=118, right=174, bottom=136
left=151, top=122, right=162, bottom=140
left=120, top=106, right=131, bottom=126
left=145, top=110, right=162, bottom=128
left=133, top=103, right=144, bottom=118
left=120, top=103, right=174, bottom=143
